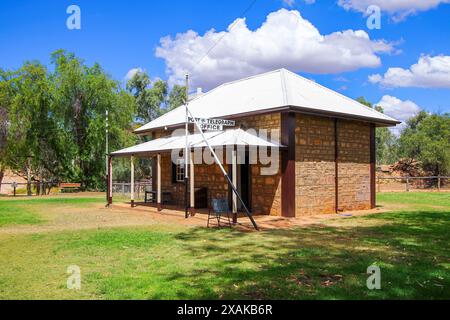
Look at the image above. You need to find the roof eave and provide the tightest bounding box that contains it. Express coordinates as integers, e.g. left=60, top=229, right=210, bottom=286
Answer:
left=287, top=106, right=401, bottom=127
left=134, top=105, right=400, bottom=135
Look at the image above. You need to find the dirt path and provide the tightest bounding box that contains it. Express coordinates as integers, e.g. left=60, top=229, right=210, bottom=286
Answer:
left=0, top=199, right=389, bottom=236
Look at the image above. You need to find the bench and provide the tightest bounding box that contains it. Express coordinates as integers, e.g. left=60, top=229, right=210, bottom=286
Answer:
left=59, top=183, right=81, bottom=193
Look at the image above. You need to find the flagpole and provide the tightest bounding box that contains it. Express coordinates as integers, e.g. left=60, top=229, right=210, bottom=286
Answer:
left=184, top=73, right=189, bottom=219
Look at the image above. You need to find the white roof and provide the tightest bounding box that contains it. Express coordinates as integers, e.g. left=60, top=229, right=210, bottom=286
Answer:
left=112, top=128, right=284, bottom=156
left=135, top=68, right=399, bottom=133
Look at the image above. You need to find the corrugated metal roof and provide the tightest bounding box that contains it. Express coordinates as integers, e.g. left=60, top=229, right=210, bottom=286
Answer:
left=135, top=68, right=399, bottom=133
left=112, top=128, right=284, bottom=157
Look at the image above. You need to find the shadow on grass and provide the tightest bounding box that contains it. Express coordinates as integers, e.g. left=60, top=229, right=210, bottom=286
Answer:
left=56, top=208, right=448, bottom=300
left=150, top=210, right=449, bottom=300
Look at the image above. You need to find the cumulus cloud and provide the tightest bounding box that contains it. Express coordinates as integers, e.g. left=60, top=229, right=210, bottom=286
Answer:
left=369, top=55, right=450, bottom=89
left=125, top=67, right=144, bottom=80
left=155, top=9, right=395, bottom=89
left=376, top=95, right=422, bottom=134
left=338, top=0, right=450, bottom=21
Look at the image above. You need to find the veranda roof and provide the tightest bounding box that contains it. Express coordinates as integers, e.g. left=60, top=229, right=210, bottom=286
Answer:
left=135, top=68, right=400, bottom=134
left=111, top=128, right=285, bottom=157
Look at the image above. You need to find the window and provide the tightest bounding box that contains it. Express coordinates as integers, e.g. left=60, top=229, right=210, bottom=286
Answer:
left=172, top=159, right=185, bottom=183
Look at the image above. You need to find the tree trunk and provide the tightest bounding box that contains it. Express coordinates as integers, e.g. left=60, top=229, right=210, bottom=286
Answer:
left=39, top=169, right=44, bottom=196
left=26, top=161, right=32, bottom=196
left=36, top=180, right=41, bottom=196
left=0, top=168, right=4, bottom=193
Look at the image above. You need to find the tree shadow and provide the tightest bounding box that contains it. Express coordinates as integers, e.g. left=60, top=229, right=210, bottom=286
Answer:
left=156, top=209, right=450, bottom=300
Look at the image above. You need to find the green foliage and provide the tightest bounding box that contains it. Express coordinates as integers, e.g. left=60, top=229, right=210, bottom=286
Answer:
left=1, top=50, right=137, bottom=190
left=50, top=50, right=137, bottom=189
left=167, top=84, right=187, bottom=111
left=398, top=112, right=450, bottom=175
left=0, top=69, right=13, bottom=153
left=356, top=97, right=449, bottom=173
left=357, top=97, right=399, bottom=165
left=375, top=127, right=398, bottom=165
left=126, top=70, right=186, bottom=123
left=2, top=62, right=62, bottom=189
left=0, top=69, right=15, bottom=184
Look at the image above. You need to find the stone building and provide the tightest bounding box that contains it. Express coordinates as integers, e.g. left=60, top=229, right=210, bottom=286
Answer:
left=109, top=69, right=399, bottom=219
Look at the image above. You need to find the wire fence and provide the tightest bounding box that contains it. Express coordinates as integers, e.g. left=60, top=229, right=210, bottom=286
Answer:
left=377, top=176, right=450, bottom=193
left=1, top=178, right=449, bottom=197
left=112, top=182, right=153, bottom=201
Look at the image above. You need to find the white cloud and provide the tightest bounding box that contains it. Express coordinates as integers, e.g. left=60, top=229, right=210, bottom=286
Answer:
left=282, top=0, right=315, bottom=6
left=376, top=95, right=422, bottom=134
left=125, top=67, right=144, bottom=80
left=155, top=9, right=395, bottom=89
left=338, top=0, right=450, bottom=21
left=369, top=55, right=450, bottom=89
left=282, top=0, right=295, bottom=7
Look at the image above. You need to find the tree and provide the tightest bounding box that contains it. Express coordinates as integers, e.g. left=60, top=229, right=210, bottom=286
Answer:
left=126, top=70, right=186, bottom=123
left=398, top=112, right=450, bottom=176
left=50, top=50, right=136, bottom=189
left=126, top=72, right=166, bottom=123
left=167, top=84, right=187, bottom=111
left=0, top=68, right=15, bottom=191
left=357, top=97, right=398, bottom=165
left=1, top=62, right=61, bottom=195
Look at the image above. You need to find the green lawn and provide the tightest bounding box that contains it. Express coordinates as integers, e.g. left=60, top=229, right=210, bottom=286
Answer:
left=0, top=192, right=448, bottom=300
left=0, top=197, right=103, bottom=227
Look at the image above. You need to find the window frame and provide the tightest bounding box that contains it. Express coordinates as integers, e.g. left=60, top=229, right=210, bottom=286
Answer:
left=173, top=159, right=185, bottom=183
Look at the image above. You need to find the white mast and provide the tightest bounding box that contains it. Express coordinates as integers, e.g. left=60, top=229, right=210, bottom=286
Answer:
left=185, top=106, right=259, bottom=231
left=184, top=73, right=189, bottom=218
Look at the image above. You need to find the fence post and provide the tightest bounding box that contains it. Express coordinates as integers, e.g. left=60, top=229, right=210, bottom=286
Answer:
left=438, top=176, right=441, bottom=192
left=406, top=177, right=410, bottom=192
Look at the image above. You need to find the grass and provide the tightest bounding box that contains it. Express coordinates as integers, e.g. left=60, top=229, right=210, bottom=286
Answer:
left=0, top=192, right=448, bottom=300
left=0, top=202, right=43, bottom=226
left=0, top=196, right=103, bottom=227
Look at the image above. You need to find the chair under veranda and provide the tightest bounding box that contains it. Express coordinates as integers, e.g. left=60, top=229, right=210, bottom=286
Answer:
left=208, top=198, right=232, bottom=228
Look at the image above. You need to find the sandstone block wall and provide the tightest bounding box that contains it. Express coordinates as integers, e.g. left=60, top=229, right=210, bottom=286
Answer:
left=337, top=120, right=371, bottom=211
left=295, top=115, right=336, bottom=215
left=236, top=113, right=282, bottom=216
left=150, top=112, right=372, bottom=216
left=295, top=114, right=372, bottom=215
left=153, top=113, right=282, bottom=214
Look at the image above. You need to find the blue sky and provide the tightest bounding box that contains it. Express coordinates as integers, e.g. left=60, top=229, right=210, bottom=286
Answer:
left=1, top=0, right=449, bottom=124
